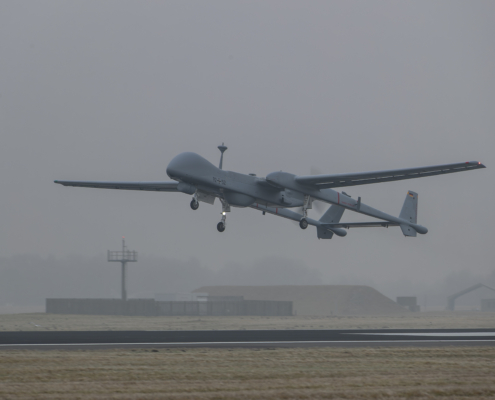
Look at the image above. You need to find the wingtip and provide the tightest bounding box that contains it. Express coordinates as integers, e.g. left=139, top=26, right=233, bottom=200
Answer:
left=468, top=161, right=486, bottom=168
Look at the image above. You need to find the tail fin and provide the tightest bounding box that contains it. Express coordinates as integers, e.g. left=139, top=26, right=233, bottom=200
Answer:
left=319, top=204, right=345, bottom=223
left=400, top=191, right=418, bottom=237
left=317, top=205, right=345, bottom=239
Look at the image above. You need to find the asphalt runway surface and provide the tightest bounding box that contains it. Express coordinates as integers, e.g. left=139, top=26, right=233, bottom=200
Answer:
left=1, top=329, right=495, bottom=350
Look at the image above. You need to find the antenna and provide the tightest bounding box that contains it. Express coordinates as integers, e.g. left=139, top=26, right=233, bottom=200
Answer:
left=218, top=143, right=228, bottom=169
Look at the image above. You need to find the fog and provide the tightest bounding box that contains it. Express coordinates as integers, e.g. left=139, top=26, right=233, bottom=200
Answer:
left=1, top=254, right=494, bottom=310
left=1, top=1, right=494, bottom=308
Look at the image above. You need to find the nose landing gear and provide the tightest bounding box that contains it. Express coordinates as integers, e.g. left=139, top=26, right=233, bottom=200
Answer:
left=217, top=220, right=226, bottom=232
left=217, top=198, right=230, bottom=232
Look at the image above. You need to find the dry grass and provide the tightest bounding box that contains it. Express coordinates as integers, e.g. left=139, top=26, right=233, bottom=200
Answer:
left=0, top=311, right=494, bottom=332
left=0, top=347, right=494, bottom=399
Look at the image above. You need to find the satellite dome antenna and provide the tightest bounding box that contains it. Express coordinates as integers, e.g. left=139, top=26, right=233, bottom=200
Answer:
left=218, top=143, right=228, bottom=169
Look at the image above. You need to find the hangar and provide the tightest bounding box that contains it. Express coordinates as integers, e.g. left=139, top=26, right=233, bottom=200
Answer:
left=194, top=285, right=406, bottom=316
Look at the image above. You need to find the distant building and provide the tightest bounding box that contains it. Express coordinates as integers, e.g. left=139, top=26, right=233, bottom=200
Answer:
left=447, top=284, right=495, bottom=311
left=396, top=297, right=420, bottom=312
left=481, top=298, right=495, bottom=312
left=194, top=285, right=407, bottom=316
left=154, top=293, right=208, bottom=302
left=47, top=294, right=291, bottom=316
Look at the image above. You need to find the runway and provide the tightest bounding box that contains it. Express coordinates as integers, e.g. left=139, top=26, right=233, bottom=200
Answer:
left=1, top=329, right=495, bottom=350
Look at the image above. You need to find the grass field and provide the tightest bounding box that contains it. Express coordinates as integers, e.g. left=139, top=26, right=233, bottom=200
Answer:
left=0, top=311, right=494, bottom=331
left=0, top=347, right=494, bottom=399
left=1, top=313, right=494, bottom=399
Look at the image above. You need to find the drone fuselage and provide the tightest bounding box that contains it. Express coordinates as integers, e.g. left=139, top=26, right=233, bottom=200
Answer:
left=166, top=152, right=305, bottom=208
left=165, top=151, right=428, bottom=234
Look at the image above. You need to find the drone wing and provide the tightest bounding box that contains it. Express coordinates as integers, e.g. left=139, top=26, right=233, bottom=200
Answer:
left=54, top=180, right=179, bottom=192
left=294, top=161, right=485, bottom=189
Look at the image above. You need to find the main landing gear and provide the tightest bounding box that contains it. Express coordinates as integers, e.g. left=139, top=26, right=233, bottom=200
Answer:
left=217, top=198, right=230, bottom=233
left=299, top=218, right=308, bottom=229
left=190, top=193, right=199, bottom=210
left=190, top=199, right=199, bottom=210
left=299, top=195, right=312, bottom=230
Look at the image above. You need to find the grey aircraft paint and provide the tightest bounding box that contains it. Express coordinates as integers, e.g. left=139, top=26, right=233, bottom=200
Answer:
left=55, top=146, right=485, bottom=238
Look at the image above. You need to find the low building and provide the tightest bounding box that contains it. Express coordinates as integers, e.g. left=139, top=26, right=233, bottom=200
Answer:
left=46, top=298, right=292, bottom=316
left=155, top=293, right=208, bottom=302
left=481, top=298, right=495, bottom=312
left=194, top=285, right=407, bottom=316
left=396, top=296, right=420, bottom=312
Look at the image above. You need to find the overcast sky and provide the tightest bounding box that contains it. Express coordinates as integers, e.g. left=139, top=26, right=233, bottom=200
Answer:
left=1, top=1, right=494, bottom=289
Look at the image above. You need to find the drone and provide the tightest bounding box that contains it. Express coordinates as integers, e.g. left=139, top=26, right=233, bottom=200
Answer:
left=55, top=144, right=485, bottom=239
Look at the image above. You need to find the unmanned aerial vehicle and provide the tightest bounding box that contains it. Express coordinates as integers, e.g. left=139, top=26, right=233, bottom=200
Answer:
left=55, top=144, right=485, bottom=239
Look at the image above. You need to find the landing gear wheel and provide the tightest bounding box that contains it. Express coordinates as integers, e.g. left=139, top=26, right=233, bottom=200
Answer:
left=217, top=222, right=226, bottom=232
left=299, top=218, right=308, bottom=230
left=190, top=199, right=199, bottom=210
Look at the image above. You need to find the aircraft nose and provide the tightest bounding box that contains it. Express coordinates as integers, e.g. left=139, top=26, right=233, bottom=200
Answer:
left=166, top=156, right=182, bottom=179
left=166, top=152, right=197, bottom=179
